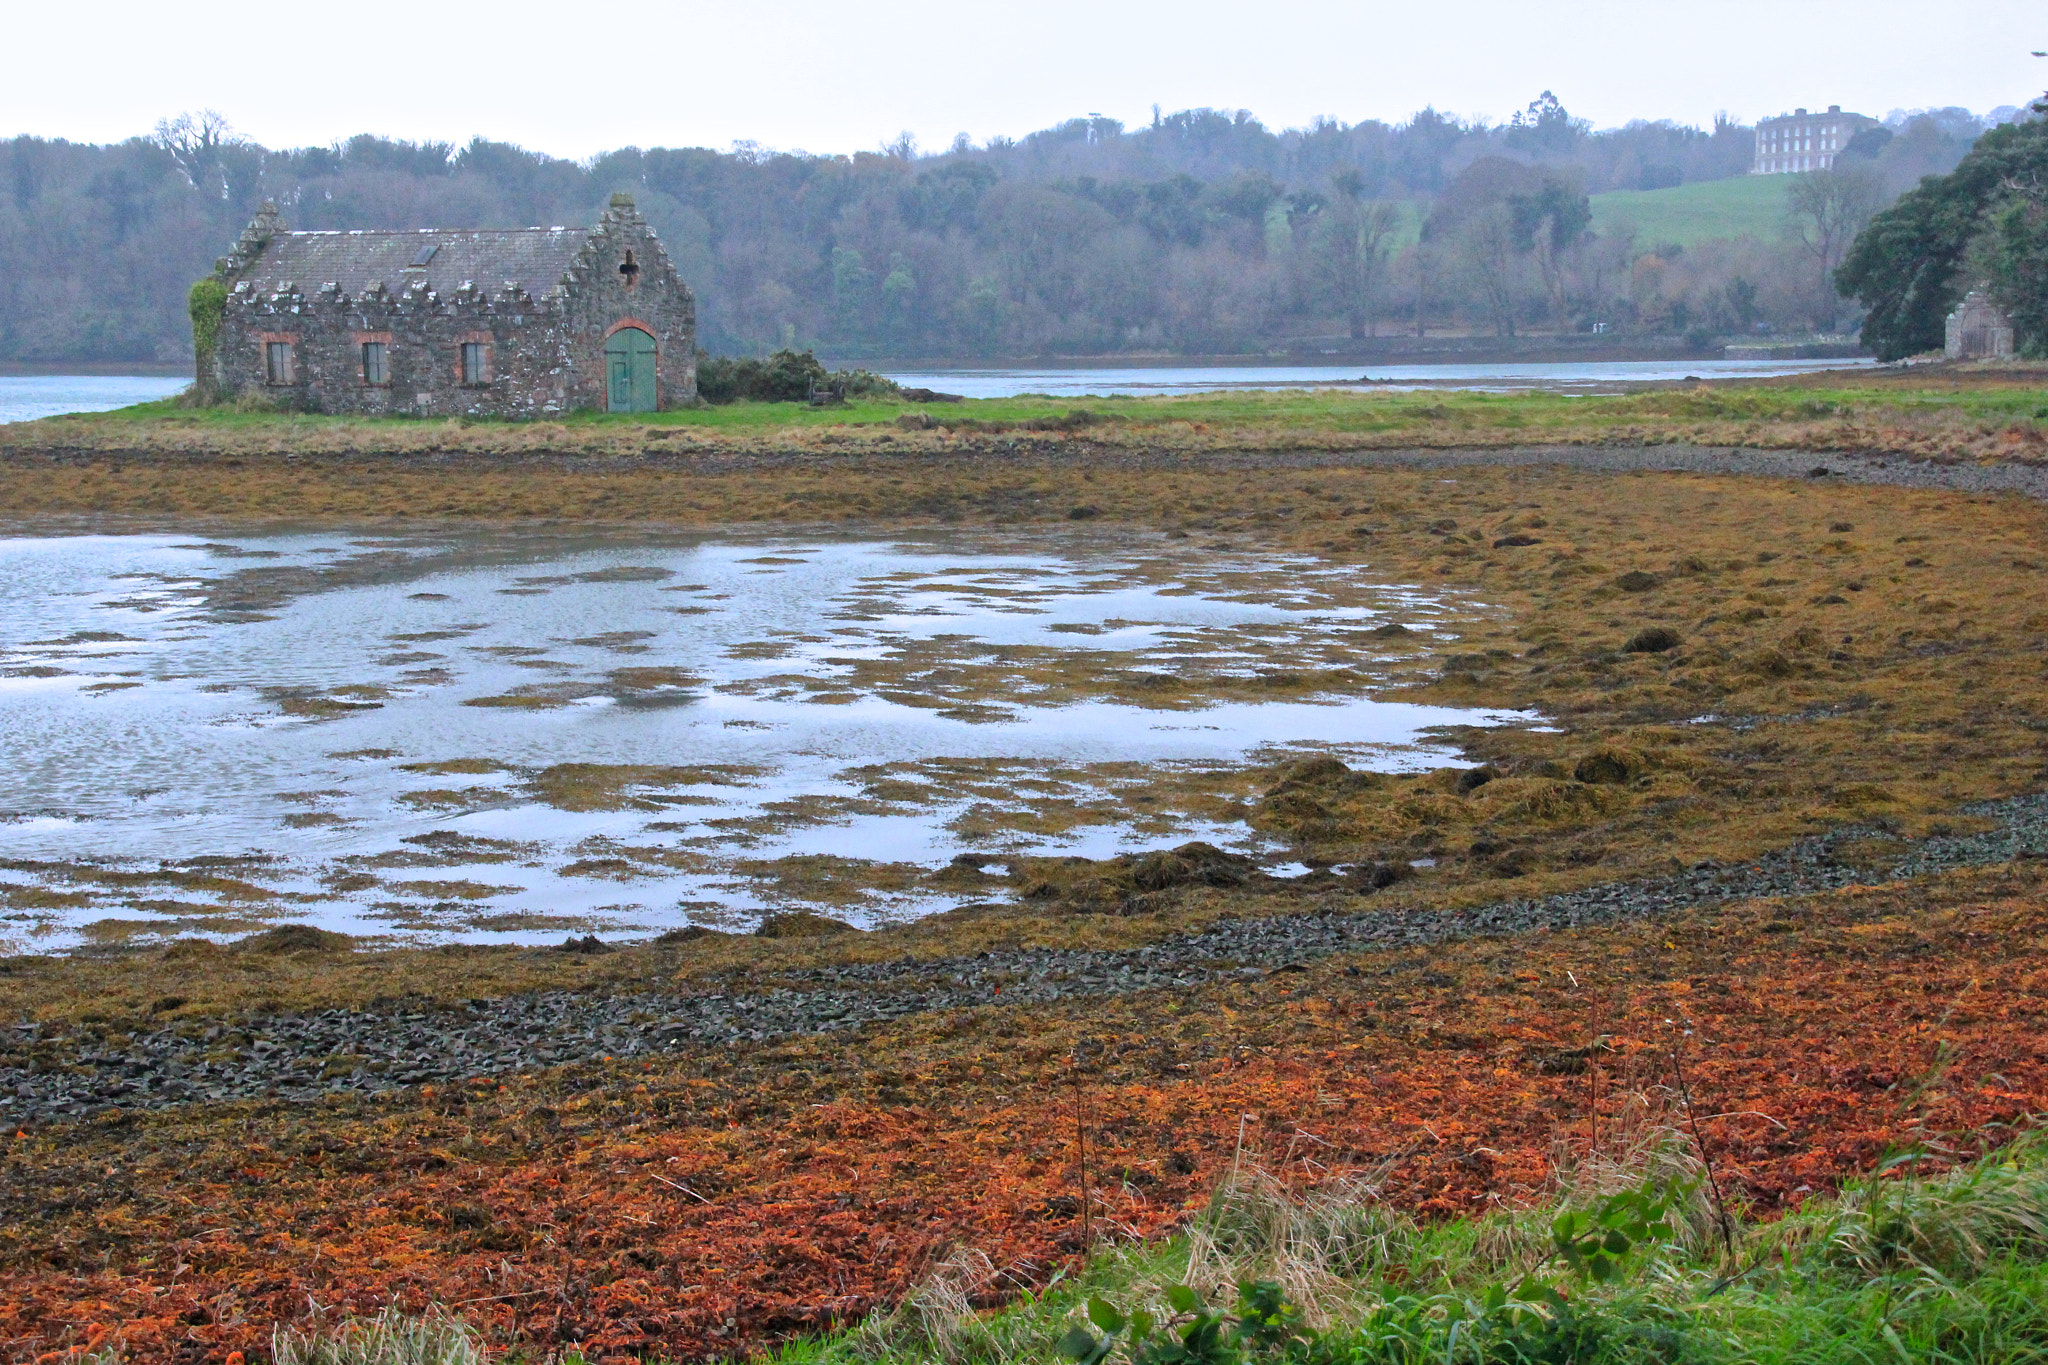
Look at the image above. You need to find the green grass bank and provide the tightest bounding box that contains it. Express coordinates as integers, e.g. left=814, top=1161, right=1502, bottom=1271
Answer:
left=7, top=363, right=2047, bottom=469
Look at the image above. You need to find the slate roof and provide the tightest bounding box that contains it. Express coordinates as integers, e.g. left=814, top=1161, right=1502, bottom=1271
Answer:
left=237, top=227, right=589, bottom=298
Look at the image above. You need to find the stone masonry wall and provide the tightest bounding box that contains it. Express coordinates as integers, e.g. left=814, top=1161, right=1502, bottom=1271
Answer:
left=210, top=196, right=696, bottom=417
left=1945, top=291, right=2016, bottom=360
left=558, top=198, right=698, bottom=412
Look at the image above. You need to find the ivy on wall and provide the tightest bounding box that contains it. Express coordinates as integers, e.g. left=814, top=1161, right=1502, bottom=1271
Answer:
left=187, top=277, right=227, bottom=399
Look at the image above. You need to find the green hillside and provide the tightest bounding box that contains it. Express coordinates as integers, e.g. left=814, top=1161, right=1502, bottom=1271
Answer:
left=1589, top=174, right=1791, bottom=248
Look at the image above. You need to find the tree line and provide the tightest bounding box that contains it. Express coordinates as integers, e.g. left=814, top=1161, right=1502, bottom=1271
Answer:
left=0, top=97, right=2006, bottom=366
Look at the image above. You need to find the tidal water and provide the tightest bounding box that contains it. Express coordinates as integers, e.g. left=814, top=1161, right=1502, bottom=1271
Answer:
left=0, top=374, right=187, bottom=425
left=882, top=357, right=1875, bottom=399
left=0, top=526, right=1530, bottom=949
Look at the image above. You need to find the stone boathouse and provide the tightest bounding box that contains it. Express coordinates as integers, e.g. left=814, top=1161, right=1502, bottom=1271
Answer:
left=1945, top=290, right=2016, bottom=360
left=199, top=192, right=695, bottom=416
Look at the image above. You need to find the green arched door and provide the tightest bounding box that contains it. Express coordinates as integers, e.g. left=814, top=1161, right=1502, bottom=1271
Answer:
left=605, top=327, right=657, bottom=412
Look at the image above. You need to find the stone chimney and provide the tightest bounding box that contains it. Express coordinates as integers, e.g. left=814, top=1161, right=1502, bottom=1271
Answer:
left=233, top=201, right=285, bottom=259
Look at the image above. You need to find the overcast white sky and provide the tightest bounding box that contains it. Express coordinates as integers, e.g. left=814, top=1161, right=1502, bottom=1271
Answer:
left=4, top=0, right=2041, bottom=159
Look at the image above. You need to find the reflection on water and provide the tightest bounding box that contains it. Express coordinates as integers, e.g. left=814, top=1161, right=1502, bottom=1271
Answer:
left=0, top=526, right=1531, bottom=947
left=884, top=358, right=1875, bottom=398
left=0, top=375, right=188, bottom=425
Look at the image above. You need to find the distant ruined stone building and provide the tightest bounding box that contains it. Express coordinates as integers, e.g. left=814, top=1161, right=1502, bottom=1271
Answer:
left=1945, top=291, right=2016, bottom=360
left=199, top=193, right=695, bottom=416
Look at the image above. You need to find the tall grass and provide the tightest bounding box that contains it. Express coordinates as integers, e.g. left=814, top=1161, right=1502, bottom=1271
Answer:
left=1790, top=1146, right=2048, bottom=1279
left=271, top=1308, right=486, bottom=1365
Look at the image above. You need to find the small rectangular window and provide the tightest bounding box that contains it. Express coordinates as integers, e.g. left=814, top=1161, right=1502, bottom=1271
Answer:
left=361, top=341, right=389, bottom=386
left=461, top=341, right=488, bottom=386
left=265, top=340, right=295, bottom=385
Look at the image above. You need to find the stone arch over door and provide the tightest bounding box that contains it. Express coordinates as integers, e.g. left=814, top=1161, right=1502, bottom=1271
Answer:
left=604, top=322, right=658, bottom=412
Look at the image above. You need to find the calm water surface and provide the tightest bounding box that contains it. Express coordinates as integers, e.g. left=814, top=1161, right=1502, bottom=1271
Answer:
left=884, top=358, right=1875, bottom=398
left=0, top=526, right=1530, bottom=949
left=0, top=375, right=186, bottom=424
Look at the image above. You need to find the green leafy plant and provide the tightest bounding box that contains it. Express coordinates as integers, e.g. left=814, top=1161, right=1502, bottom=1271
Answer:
left=1227, top=1279, right=1310, bottom=1358
left=186, top=276, right=228, bottom=400
left=1059, top=1281, right=1309, bottom=1365
left=1549, top=1178, right=1691, bottom=1283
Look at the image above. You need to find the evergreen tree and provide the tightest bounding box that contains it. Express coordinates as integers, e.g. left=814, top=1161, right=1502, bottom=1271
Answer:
left=1835, top=103, right=2048, bottom=359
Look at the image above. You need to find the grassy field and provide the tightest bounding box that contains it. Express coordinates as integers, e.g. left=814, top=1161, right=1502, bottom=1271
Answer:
left=1588, top=174, right=1793, bottom=250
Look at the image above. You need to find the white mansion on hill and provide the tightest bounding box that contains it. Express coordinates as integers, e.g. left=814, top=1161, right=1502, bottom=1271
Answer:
left=1752, top=105, right=1876, bottom=174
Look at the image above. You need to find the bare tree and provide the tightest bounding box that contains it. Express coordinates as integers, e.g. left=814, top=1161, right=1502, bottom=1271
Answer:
left=1324, top=171, right=1402, bottom=338
left=1786, top=163, right=1886, bottom=331
left=1402, top=240, right=1444, bottom=337
left=152, top=110, right=244, bottom=197
left=1459, top=203, right=1522, bottom=336
left=1508, top=179, right=1592, bottom=325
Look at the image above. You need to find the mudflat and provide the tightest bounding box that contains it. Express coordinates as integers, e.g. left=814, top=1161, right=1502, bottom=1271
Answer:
left=2, top=381, right=2047, bottom=1361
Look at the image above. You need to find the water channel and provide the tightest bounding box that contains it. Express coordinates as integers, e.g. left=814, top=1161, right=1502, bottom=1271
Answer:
left=885, top=357, right=1874, bottom=398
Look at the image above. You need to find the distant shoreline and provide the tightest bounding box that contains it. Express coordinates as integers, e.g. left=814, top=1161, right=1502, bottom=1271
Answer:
left=0, top=360, right=190, bottom=378
left=0, top=333, right=1871, bottom=378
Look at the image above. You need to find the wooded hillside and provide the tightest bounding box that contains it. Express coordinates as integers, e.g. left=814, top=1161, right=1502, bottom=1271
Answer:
left=0, top=98, right=1997, bottom=365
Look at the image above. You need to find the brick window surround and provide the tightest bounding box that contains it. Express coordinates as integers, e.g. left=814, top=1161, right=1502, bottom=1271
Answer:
left=355, top=331, right=393, bottom=387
